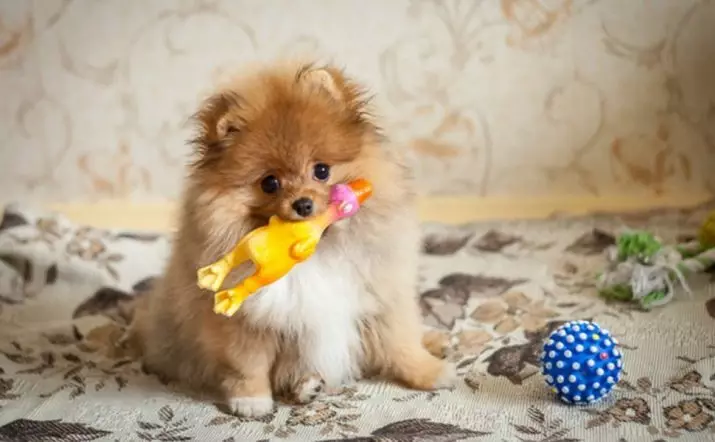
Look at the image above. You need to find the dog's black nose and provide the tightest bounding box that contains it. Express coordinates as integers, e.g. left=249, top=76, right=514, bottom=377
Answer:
left=291, top=197, right=314, bottom=217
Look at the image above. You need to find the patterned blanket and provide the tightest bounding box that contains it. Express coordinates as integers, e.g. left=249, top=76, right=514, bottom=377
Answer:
left=0, top=203, right=714, bottom=441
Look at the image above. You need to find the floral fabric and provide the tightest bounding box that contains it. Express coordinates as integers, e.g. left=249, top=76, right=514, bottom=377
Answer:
left=0, top=202, right=714, bottom=441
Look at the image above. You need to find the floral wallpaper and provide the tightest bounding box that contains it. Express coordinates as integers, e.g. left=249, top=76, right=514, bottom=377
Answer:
left=1, top=0, right=714, bottom=202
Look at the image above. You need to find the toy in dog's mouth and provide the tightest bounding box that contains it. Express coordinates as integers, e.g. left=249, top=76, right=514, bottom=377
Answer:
left=330, top=178, right=372, bottom=220
left=323, top=178, right=372, bottom=234
left=254, top=178, right=371, bottom=239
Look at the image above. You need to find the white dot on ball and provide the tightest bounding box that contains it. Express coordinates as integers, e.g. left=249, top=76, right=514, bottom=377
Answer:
left=558, top=330, right=566, bottom=336
left=556, top=342, right=564, bottom=350
left=557, top=361, right=565, bottom=368
left=568, top=375, right=576, bottom=383
left=540, top=351, right=546, bottom=360
left=603, top=329, right=610, bottom=335
left=573, top=395, right=581, bottom=402
left=564, top=350, right=572, bottom=358
left=596, top=368, right=604, bottom=376
left=572, top=325, right=580, bottom=332
left=613, top=349, right=619, bottom=356
left=572, top=362, right=580, bottom=370
left=587, top=360, right=595, bottom=367
left=600, top=388, right=607, bottom=395
left=549, top=351, right=556, bottom=358
left=578, top=384, right=586, bottom=391
left=547, top=339, right=554, bottom=346
left=607, top=376, right=614, bottom=384
left=587, top=395, right=595, bottom=401
left=607, top=363, right=615, bottom=370
left=546, top=375, right=553, bottom=384
left=556, top=375, right=564, bottom=383
left=587, top=325, right=594, bottom=331
left=612, top=337, right=619, bottom=345
left=545, top=362, right=552, bottom=369
left=561, top=386, right=569, bottom=394
left=579, top=333, right=587, bottom=340
left=604, top=339, right=611, bottom=347
left=561, top=397, right=571, bottom=404
left=617, top=360, right=622, bottom=367
left=593, top=382, right=600, bottom=389
left=575, top=344, right=584, bottom=352
left=566, top=335, right=575, bottom=343
left=590, top=346, right=598, bottom=353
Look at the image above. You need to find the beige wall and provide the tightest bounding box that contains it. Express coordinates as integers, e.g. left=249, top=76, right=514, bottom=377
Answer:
left=1, top=0, right=714, bottom=204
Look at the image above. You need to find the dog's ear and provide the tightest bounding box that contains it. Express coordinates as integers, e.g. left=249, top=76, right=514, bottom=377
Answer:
left=298, top=66, right=344, bottom=100
left=296, top=64, right=375, bottom=129
left=192, top=92, right=244, bottom=142
left=190, top=92, right=244, bottom=165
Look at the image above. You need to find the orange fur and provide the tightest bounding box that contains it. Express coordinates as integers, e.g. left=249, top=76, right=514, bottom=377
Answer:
left=130, top=61, right=454, bottom=417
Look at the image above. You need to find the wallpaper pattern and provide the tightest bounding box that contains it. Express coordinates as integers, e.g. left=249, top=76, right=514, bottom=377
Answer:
left=1, top=0, right=714, bottom=202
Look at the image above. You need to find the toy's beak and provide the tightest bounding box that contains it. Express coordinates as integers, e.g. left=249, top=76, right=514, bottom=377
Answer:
left=347, top=178, right=373, bottom=205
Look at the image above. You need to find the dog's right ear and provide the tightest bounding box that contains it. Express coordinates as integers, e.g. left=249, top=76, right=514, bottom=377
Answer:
left=190, top=92, right=244, bottom=161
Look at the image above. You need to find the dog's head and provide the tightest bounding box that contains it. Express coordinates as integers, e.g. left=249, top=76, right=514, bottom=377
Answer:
left=188, top=62, right=381, bottom=228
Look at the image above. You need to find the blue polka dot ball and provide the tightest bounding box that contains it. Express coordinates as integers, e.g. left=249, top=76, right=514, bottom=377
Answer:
left=540, top=320, right=623, bottom=405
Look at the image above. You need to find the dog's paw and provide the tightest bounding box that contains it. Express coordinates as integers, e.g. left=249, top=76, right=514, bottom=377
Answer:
left=226, top=396, right=274, bottom=417
left=293, top=374, right=326, bottom=404
left=432, top=363, right=458, bottom=389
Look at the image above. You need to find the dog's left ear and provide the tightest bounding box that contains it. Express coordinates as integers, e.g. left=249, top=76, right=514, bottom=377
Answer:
left=297, top=65, right=374, bottom=127
left=299, top=66, right=344, bottom=101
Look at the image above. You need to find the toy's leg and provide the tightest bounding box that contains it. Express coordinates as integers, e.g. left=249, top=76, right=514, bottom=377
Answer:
left=214, top=286, right=251, bottom=317
left=213, top=269, right=268, bottom=316
left=197, top=245, right=251, bottom=292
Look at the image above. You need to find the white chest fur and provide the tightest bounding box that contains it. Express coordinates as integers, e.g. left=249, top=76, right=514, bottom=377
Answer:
left=240, top=240, right=365, bottom=387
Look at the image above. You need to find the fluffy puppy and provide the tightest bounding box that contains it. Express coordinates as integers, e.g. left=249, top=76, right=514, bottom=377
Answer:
left=131, top=61, right=455, bottom=417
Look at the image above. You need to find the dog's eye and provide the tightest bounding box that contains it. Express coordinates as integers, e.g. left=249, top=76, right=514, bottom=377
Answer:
left=260, top=175, right=280, bottom=194
left=313, top=163, right=330, bottom=181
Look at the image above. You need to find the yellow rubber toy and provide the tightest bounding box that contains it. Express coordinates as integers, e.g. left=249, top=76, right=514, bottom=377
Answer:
left=197, top=179, right=373, bottom=317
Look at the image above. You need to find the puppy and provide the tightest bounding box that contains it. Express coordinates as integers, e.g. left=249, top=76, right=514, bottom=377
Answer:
left=131, top=61, right=455, bottom=417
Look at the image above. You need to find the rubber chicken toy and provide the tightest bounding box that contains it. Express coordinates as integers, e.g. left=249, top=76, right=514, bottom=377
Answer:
left=197, top=178, right=373, bottom=317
